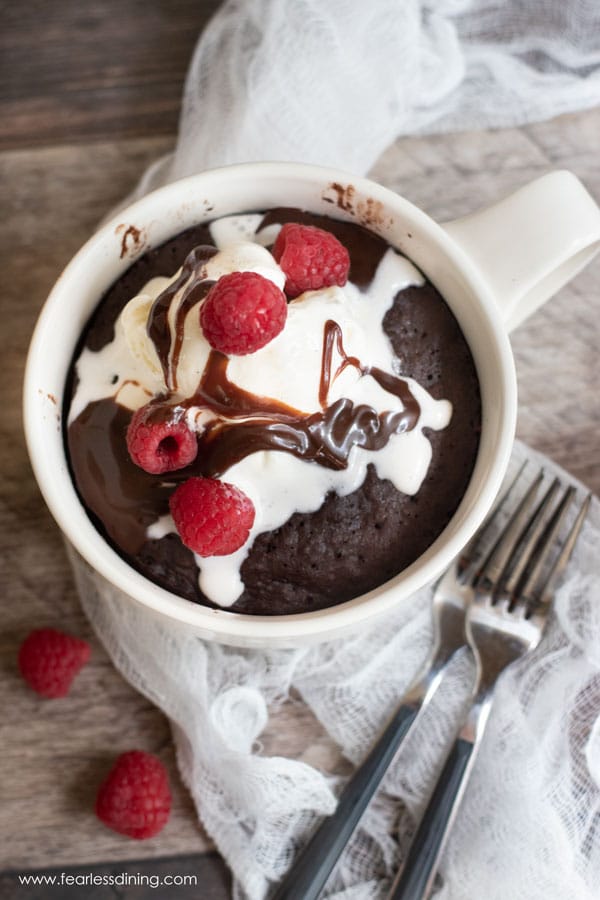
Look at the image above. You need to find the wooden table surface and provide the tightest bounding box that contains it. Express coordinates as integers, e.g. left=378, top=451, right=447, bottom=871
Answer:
left=2, top=2, right=599, bottom=898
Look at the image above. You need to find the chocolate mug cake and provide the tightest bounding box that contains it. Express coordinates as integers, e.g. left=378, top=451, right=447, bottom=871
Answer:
left=65, top=208, right=481, bottom=616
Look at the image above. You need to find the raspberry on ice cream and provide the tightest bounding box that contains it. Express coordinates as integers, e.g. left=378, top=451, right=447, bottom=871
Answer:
left=169, top=477, right=256, bottom=556
left=95, top=750, right=171, bottom=839
left=126, top=403, right=198, bottom=474
left=200, top=270, right=287, bottom=355
left=272, top=222, right=350, bottom=298
left=18, top=628, right=91, bottom=698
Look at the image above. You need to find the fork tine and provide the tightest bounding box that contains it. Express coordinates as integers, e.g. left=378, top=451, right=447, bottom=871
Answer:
left=535, top=493, right=591, bottom=606
left=474, top=469, right=544, bottom=592
left=515, top=485, right=576, bottom=605
left=458, top=460, right=528, bottom=577
left=500, top=477, right=562, bottom=598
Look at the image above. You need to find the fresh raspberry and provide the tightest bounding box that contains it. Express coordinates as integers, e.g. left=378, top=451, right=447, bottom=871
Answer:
left=18, top=628, right=91, bottom=698
left=272, top=223, right=350, bottom=298
left=126, top=403, right=197, bottom=475
left=95, top=750, right=171, bottom=840
left=200, top=271, right=287, bottom=355
left=169, top=477, right=255, bottom=556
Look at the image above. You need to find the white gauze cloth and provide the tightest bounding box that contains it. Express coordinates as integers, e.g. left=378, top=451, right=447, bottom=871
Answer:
left=81, top=2, right=600, bottom=898
left=128, top=0, right=600, bottom=199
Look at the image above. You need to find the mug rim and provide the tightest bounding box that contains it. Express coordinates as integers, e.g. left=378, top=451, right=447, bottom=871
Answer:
left=24, top=161, right=517, bottom=646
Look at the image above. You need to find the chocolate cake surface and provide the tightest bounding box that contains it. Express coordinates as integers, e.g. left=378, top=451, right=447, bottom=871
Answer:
left=66, top=209, right=481, bottom=615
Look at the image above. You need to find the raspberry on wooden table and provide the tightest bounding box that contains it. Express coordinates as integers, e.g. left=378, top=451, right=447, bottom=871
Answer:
left=272, top=223, right=350, bottom=298
left=169, top=476, right=255, bottom=556
left=126, top=403, right=198, bottom=474
left=200, top=270, right=287, bottom=355
left=95, top=750, right=171, bottom=840
left=18, top=628, right=91, bottom=698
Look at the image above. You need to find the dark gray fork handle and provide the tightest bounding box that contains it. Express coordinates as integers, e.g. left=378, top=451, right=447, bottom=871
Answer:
left=388, top=692, right=493, bottom=900
left=271, top=703, right=419, bottom=900
left=388, top=736, right=474, bottom=899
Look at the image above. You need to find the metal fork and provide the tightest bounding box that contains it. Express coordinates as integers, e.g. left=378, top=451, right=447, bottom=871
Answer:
left=388, top=475, right=591, bottom=900
left=270, top=465, right=530, bottom=900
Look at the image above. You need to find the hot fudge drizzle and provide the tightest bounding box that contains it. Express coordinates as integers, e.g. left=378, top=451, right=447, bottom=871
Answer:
left=142, top=311, right=422, bottom=478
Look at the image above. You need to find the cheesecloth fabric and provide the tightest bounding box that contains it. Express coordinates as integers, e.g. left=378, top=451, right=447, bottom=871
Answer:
left=81, top=2, right=600, bottom=898
left=127, top=0, right=600, bottom=199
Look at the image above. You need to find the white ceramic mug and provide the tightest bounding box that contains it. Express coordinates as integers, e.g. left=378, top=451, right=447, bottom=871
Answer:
left=23, top=163, right=600, bottom=647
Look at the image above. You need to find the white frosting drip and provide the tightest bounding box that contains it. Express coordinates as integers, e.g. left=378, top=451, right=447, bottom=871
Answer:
left=71, top=216, right=452, bottom=607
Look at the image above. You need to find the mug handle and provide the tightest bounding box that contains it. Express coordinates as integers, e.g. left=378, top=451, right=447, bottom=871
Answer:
left=441, top=170, right=600, bottom=332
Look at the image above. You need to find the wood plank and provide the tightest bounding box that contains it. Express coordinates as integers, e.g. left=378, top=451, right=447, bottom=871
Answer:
left=0, top=0, right=221, bottom=149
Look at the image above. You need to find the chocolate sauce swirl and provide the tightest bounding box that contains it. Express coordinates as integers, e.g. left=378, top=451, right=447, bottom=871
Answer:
left=145, top=308, right=421, bottom=477
left=143, top=241, right=421, bottom=476
left=192, top=320, right=420, bottom=474
left=147, top=244, right=218, bottom=390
